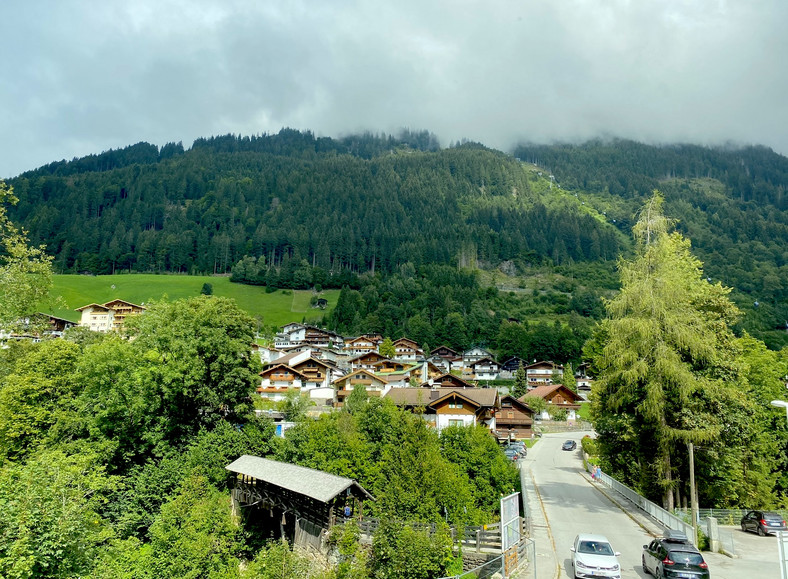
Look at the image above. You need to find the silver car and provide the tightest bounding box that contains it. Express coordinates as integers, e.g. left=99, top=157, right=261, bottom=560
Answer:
left=570, top=533, right=621, bottom=579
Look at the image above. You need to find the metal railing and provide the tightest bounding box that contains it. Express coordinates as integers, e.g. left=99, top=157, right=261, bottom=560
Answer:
left=674, top=507, right=788, bottom=526
left=591, top=467, right=696, bottom=545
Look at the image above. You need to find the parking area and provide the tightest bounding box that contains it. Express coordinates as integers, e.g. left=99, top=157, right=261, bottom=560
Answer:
left=700, top=526, right=781, bottom=578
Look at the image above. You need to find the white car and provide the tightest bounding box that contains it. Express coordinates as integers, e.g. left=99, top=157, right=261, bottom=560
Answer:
left=570, top=533, right=621, bottom=579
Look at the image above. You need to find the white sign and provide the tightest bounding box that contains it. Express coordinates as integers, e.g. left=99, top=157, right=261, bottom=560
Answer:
left=500, top=492, right=521, bottom=552
left=779, top=531, right=788, bottom=579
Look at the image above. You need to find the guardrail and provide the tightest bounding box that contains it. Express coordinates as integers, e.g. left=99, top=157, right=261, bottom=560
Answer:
left=591, top=467, right=696, bottom=545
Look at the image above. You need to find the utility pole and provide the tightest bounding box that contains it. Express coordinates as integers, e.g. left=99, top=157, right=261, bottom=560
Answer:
left=688, top=442, right=699, bottom=543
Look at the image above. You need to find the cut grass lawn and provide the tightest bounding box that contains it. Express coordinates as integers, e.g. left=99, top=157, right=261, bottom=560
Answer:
left=39, top=274, right=339, bottom=329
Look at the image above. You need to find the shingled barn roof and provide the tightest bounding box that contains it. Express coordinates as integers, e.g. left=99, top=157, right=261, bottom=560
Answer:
left=226, top=455, right=373, bottom=503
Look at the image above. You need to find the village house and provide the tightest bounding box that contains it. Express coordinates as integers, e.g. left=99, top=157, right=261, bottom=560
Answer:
left=429, top=345, right=463, bottom=373
left=348, top=351, right=389, bottom=372
left=424, top=373, right=477, bottom=389
left=468, top=356, right=501, bottom=381
left=524, top=383, right=583, bottom=421
left=392, top=337, right=424, bottom=362
left=500, top=356, right=527, bottom=378
left=494, top=395, right=535, bottom=441
left=525, top=360, right=563, bottom=388
left=75, top=299, right=146, bottom=332
left=343, top=335, right=381, bottom=356
left=462, top=346, right=493, bottom=368
left=258, top=350, right=338, bottom=404
left=274, top=323, right=345, bottom=350
left=385, top=387, right=500, bottom=433
left=332, top=369, right=390, bottom=407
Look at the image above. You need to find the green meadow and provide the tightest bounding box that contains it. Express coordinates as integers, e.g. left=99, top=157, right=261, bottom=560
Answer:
left=40, top=275, right=338, bottom=329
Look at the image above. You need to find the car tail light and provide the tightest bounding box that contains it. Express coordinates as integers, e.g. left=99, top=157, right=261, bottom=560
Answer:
left=760, top=519, right=767, bottom=526
left=662, top=557, right=675, bottom=566
left=699, top=562, right=708, bottom=569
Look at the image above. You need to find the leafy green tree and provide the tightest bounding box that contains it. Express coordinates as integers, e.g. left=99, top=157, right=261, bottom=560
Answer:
left=345, top=383, right=370, bottom=415
left=147, top=474, right=242, bottom=578
left=591, top=193, right=745, bottom=509
left=280, top=389, right=313, bottom=422
left=0, top=449, right=118, bottom=578
left=0, top=181, right=55, bottom=332
left=123, top=296, right=260, bottom=450
left=371, top=519, right=453, bottom=579
left=439, top=425, right=518, bottom=514
left=201, top=282, right=213, bottom=295
left=379, top=337, right=395, bottom=358
left=522, top=395, right=547, bottom=416
left=0, top=339, right=81, bottom=463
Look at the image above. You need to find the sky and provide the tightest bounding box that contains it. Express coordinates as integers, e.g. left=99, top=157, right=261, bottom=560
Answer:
left=2, top=0, right=787, bottom=178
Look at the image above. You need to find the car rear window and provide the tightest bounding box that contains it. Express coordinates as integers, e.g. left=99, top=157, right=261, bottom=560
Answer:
left=764, top=513, right=783, bottom=520
left=671, top=551, right=704, bottom=565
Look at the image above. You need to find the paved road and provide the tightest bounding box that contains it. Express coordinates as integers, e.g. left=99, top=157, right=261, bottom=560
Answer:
left=523, top=432, right=651, bottom=578
left=521, top=431, right=782, bottom=579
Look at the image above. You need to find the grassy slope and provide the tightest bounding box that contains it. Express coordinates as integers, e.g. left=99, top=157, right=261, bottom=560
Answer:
left=40, top=275, right=338, bottom=328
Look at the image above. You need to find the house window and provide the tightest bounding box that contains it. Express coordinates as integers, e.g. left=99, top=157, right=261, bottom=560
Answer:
left=448, top=419, right=463, bottom=427
left=448, top=402, right=462, bottom=409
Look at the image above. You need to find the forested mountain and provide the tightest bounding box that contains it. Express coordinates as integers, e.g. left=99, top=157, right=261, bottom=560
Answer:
left=6, top=131, right=788, bottom=348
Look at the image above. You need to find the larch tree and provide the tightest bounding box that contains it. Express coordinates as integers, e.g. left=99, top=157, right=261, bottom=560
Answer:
left=591, top=192, right=744, bottom=509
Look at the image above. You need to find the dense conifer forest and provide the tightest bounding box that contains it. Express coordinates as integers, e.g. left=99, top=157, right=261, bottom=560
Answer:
left=7, top=130, right=788, bottom=348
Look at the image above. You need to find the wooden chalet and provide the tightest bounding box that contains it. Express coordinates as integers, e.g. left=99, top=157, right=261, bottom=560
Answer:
left=332, top=369, right=389, bottom=407
left=343, top=335, right=381, bottom=356
left=429, top=345, right=462, bottom=373
left=426, top=373, right=477, bottom=389
left=462, top=347, right=493, bottom=367
left=227, top=455, right=373, bottom=551
left=385, top=387, right=500, bottom=433
left=348, top=351, right=389, bottom=372
left=494, top=395, right=534, bottom=441
left=392, top=337, right=423, bottom=362
left=525, top=360, right=563, bottom=387
left=523, top=384, right=582, bottom=420
left=258, top=364, right=307, bottom=400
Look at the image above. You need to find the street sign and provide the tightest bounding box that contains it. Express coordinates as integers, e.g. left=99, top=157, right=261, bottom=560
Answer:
left=501, top=492, right=521, bottom=552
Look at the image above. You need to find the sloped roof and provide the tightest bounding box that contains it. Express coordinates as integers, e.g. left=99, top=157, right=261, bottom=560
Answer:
left=386, top=386, right=498, bottom=408
left=259, top=363, right=308, bottom=379
left=226, top=455, right=372, bottom=502
left=75, top=303, right=111, bottom=312
left=524, top=383, right=582, bottom=402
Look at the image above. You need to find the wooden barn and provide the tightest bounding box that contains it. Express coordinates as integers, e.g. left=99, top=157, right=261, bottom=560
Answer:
left=226, top=455, right=373, bottom=551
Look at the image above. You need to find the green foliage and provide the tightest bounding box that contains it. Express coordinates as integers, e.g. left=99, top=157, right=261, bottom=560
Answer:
left=591, top=192, right=776, bottom=508
left=522, top=395, right=547, bottom=415
left=0, top=181, right=55, bottom=331
left=370, top=519, right=453, bottom=579
left=123, top=296, right=260, bottom=450
left=147, top=474, right=242, bottom=578
left=378, top=337, right=395, bottom=358
left=201, top=282, right=213, bottom=295
left=439, top=425, right=519, bottom=514
left=0, top=449, right=118, bottom=578
left=0, top=339, right=82, bottom=463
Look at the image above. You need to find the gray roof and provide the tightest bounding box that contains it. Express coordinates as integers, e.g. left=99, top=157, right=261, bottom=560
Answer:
left=226, top=455, right=373, bottom=503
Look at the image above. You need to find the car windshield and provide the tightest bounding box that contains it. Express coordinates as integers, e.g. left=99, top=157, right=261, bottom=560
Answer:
left=578, top=541, right=614, bottom=555
left=670, top=551, right=704, bottom=565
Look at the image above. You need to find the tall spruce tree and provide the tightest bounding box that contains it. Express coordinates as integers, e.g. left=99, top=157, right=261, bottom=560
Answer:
left=591, top=192, right=743, bottom=509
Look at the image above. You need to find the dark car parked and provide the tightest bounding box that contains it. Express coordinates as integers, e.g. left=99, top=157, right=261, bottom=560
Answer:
left=642, top=530, right=709, bottom=578
left=562, top=440, right=577, bottom=451
left=740, top=510, right=787, bottom=536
